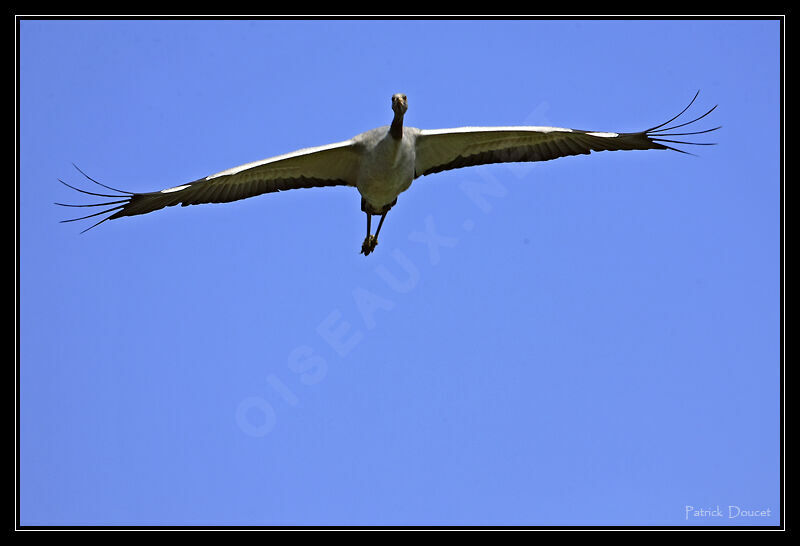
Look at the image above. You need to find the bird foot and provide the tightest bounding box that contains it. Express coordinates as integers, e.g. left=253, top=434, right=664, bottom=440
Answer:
left=360, top=235, right=378, bottom=256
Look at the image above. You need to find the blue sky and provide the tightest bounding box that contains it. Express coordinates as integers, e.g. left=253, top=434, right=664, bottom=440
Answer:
left=19, top=19, right=781, bottom=527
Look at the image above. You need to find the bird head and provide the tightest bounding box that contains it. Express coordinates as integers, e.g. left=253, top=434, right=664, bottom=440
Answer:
left=391, top=93, right=408, bottom=115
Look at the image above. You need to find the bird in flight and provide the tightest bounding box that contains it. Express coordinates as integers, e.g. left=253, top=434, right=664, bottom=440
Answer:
left=59, top=92, right=718, bottom=256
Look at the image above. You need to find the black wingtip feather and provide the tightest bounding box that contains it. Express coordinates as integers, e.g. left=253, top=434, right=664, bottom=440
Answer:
left=57, top=168, right=134, bottom=232
left=650, top=104, right=719, bottom=135
left=642, top=92, right=719, bottom=154
left=57, top=178, right=124, bottom=199
left=71, top=163, right=134, bottom=195
left=55, top=199, right=128, bottom=208
left=646, top=90, right=701, bottom=133
left=60, top=204, right=126, bottom=224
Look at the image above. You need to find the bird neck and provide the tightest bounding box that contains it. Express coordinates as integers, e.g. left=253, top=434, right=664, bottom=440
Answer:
left=390, top=111, right=404, bottom=140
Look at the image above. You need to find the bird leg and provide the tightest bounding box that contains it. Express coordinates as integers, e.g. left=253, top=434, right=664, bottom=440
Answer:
left=373, top=211, right=387, bottom=242
left=361, top=212, right=377, bottom=255
left=360, top=211, right=389, bottom=256
left=360, top=199, right=395, bottom=256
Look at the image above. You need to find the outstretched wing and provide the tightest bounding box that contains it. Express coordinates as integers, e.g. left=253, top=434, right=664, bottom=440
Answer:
left=58, top=139, right=361, bottom=232
left=413, top=92, right=719, bottom=177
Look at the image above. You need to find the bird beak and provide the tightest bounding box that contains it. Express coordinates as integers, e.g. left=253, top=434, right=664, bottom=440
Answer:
left=392, top=95, right=407, bottom=112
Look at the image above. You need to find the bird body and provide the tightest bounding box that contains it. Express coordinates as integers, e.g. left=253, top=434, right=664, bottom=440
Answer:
left=59, top=92, right=718, bottom=256
left=355, top=125, right=417, bottom=213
